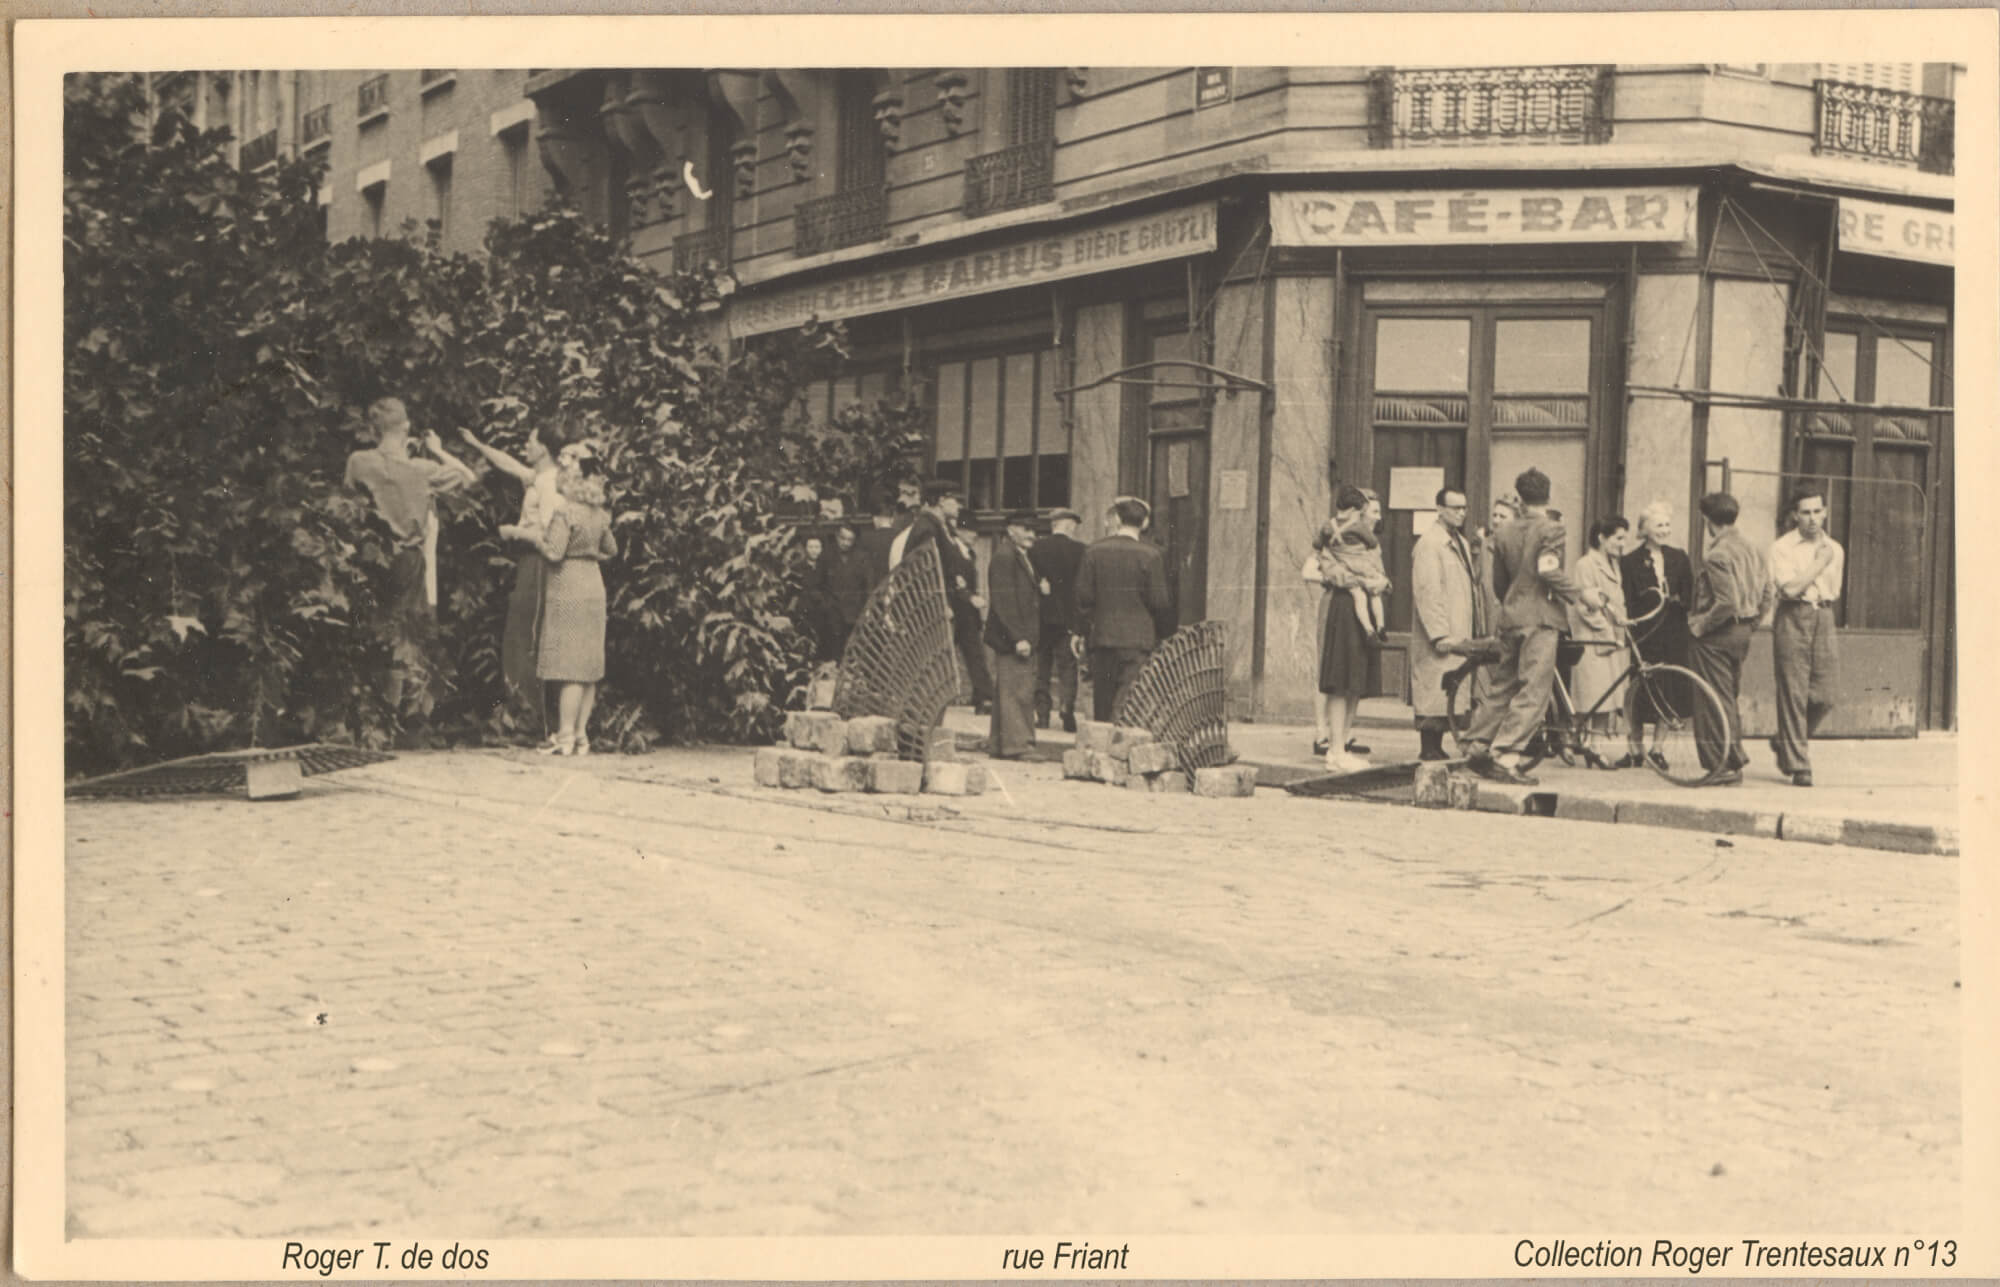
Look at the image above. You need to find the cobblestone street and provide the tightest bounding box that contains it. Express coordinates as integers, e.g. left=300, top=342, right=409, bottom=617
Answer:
left=64, top=745, right=1958, bottom=1241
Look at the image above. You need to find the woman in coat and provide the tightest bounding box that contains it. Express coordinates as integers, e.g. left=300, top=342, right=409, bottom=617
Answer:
left=1569, top=515, right=1630, bottom=737
left=1407, top=489, right=1478, bottom=761
left=1311, top=486, right=1386, bottom=774
left=501, top=442, right=617, bottom=756
left=1616, top=500, right=1694, bottom=767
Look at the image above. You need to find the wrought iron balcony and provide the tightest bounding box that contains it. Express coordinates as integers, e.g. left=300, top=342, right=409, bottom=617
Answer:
left=1368, top=65, right=1615, bottom=148
left=357, top=73, right=390, bottom=120
left=674, top=224, right=734, bottom=273
left=241, top=127, right=279, bottom=172
left=794, top=184, right=888, bottom=257
left=301, top=103, right=331, bottom=148
left=1814, top=80, right=1953, bottom=176
left=963, top=138, right=1055, bottom=219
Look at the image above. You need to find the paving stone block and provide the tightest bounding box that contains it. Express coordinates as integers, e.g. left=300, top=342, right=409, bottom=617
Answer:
left=1085, top=750, right=1128, bottom=786
left=1192, top=765, right=1259, bottom=798
left=1124, top=771, right=1154, bottom=791
left=1840, top=818, right=1955, bottom=855
left=1553, top=793, right=1619, bottom=823
left=1075, top=720, right=1118, bottom=754
left=1125, top=742, right=1178, bottom=776
left=1778, top=812, right=1842, bottom=845
left=865, top=758, right=924, bottom=795
left=752, top=747, right=785, bottom=789
left=844, top=715, right=898, bottom=756
left=916, top=725, right=959, bottom=763
left=1060, top=749, right=1093, bottom=781
left=1148, top=770, right=1191, bottom=794
left=1412, top=763, right=1478, bottom=810
left=776, top=751, right=812, bottom=790
left=785, top=710, right=844, bottom=751
left=1616, top=799, right=1779, bottom=839
left=245, top=757, right=303, bottom=800
left=1111, top=726, right=1156, bottom=756
left=1473, top=782, right=1533, bottom=814
left=809, top=755, right=869, bottom=793
left=922, top=761, right=987, bottom=796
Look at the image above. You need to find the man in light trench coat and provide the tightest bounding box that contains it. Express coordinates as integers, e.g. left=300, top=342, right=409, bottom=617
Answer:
left=1409, top=486, right=1479, bottom=761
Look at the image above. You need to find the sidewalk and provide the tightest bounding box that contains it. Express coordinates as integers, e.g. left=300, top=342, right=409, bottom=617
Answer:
left=940, top=704, right=1961, bottom=856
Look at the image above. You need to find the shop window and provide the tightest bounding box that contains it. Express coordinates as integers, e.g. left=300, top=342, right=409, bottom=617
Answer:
left=930, top=347, right=1068, bottom=512
left=1803, top=323, right=1941, bottom=631
left=800, top=368, right=899, bottom=428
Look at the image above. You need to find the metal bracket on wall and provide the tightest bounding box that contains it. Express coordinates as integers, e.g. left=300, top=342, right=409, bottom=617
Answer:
left=1051, top=358, right=1272, bottom=403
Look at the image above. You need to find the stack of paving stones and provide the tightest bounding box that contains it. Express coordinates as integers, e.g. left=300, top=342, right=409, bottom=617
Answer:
left=754, top=712, right=988, bottom=796
left=1060, top=721, right=1259, bottom=798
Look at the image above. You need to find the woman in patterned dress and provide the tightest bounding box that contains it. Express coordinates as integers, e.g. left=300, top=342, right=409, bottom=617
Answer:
left=501, top=442, right=616, bottom=755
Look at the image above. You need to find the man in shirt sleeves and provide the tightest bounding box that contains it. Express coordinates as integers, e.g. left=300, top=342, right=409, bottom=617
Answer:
left=1072, top=497, right=1173, bottom=722
left=1767, top=486, right=1844, bottom=787
left=1686, top=491, right=1774, bottom=784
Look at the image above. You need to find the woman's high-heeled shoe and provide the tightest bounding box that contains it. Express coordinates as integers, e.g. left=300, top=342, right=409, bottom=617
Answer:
left=536, top=737, right=572, bottom=756
left=571, top=736, right=590, bottom=757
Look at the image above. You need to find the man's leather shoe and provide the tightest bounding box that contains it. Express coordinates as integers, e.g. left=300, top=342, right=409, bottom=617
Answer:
left=1418, top=749, right=1450, bottom=762
left=1061, top=714, right=1077, bottom=734
left=1035, top=712, right=1050, bottom=730
left=1709, top=769, right=1743, bottom=786
left=1791, top=771, right=1814, bottom=787
left=1471, top=757, right=1538, bottom=786
left=1345, top=739, right=1371, bottom=756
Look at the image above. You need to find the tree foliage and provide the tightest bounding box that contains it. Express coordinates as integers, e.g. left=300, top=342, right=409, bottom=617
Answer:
left=64, top=74, right=918, bottom=775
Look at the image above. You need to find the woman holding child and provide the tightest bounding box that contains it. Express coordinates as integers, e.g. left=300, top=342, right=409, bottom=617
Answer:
left=1307, top=485, right=1389, bottom=774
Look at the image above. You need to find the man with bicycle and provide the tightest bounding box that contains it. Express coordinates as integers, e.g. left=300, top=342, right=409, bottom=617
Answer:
left=1462, top=467, right=1601, bottom=786
left=1767, top=485, right=1844, bottom=787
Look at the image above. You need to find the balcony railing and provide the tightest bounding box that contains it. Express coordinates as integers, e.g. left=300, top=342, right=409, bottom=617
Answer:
left=963, top=138, right=1056, bottom=219
left=794, top=185, right=888, bottom=257
left=1368, top=65, right=1615, bottom=148
left=241, top=128, right=279, bottom=171
left=674, top=225, right=734, bottom=273
left=1814, top=80, right=1953, bottom=176
left=357, top=73, right=390, bottom=120
left=301, top=103, right=331, bottom=148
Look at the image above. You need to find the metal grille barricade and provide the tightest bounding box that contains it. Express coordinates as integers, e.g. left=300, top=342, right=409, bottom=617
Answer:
left=1110, top=621, right=1231, bottom=777
left=832, top=543, right=962, bottom=760
left=66, top=745, right=396, bottom=799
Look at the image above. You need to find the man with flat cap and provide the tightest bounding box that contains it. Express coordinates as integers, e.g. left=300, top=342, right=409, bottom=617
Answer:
left=1029, top=506, right=1086, bottom=732
left=1074, top=495, right=1173, bottom=721
left=899, top=479, right=994, bottom=712
left=985, top=510, right=1043, bottom=758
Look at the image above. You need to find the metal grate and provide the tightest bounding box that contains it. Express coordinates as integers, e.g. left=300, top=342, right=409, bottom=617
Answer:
left=1814, top=80, right=1954, bottom=175
left=674, top=225, right=734, bottom=273
left=301, top=103, right=332, bottom=147
left=1110, top=621, right=1231, bottom=777
left=357, top=74, right=390, bottom=119
left=963, top=138, right=1055, bottom=218
left=1368, top=65, right=1614, bottom=147
left=240, top=127, right=279, bottom=171
left=66, top=745, right=396, bottom=800
left=832, top=543, right=962, bottom=760
left=794, top=184, right=887, bottom=256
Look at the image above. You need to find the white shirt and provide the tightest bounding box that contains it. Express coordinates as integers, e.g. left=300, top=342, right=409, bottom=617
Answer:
left=1768, top=528, right=1845, bottom=605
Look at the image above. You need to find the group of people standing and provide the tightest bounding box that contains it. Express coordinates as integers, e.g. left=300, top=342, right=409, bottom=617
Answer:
left=1392, top=463, right=1844, bottom=788
left=343, top=396, right=617, bottom=757
left=799, top=482, right=1174, bottom=762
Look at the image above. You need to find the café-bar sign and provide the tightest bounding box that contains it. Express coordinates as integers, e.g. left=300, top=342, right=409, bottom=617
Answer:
left=1270, top=186, right=1698, bottom=248
left=732, top=202, right=1217, bottom=337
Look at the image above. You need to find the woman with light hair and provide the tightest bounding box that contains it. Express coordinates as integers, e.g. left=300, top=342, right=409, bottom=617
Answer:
left=502, top=440, right=618, bottom=755
left=1615, top=499, right=1694, bottom=768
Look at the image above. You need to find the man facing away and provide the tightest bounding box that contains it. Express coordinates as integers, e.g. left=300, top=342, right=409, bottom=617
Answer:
left=343, top=396, right=477, bottom=713
left=898, top=479, right=995, bottom=712
left=1461, top=467, right=1586, bottom=786
left=1028, top=506, right=1086, bottom=732
left=1767, top=485, right=1843, bottom=787
left=1686, top=491, right=1774, bottom=784
left=984, top=510, right=1042, bottom=758
left=1073, top=496, right=1173, bottom=722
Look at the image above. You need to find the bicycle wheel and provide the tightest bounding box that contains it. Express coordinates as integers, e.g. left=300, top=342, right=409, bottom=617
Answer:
left=1442, top=658, right=1491, bottom=756
left=1626, top=663, right=1730, bottom=787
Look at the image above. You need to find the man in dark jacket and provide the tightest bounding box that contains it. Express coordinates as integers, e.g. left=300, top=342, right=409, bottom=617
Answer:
left=984, top=510, right=1042, bottom=758
left=820, top=524, right=873, bottom=656
left=1688, top=491, right=1773, bottom=783
left=1074, top=496, right=1173, bottom=721
left=1028, top=507, right=1086, bottom=731
left=859, top=475, right=923, bottom=591
left=900, top=480, right=994, bottom=712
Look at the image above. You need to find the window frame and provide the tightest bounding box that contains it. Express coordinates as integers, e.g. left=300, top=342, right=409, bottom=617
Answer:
left=923, top=338, right=1070, bottom=523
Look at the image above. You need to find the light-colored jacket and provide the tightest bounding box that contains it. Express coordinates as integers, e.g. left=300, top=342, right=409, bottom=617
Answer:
left=1568, top=547, right=1626, bottom=643
left=1408, top=522, right=1478, bottom=718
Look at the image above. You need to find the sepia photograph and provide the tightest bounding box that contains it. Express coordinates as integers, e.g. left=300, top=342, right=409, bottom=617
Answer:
left=13, top=9, right=1995, bottom=1280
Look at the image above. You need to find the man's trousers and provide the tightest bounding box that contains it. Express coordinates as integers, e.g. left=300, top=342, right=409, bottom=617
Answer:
left=1690, top=620, right=1753, bottom=773
left=1088, top=646, right=1151, bottom=722
left=1034, top=625, right=1078, bottom=724
left=1463, top=625, right=1560, bottom=760
left=1772, top=600, right=1839, bottom=775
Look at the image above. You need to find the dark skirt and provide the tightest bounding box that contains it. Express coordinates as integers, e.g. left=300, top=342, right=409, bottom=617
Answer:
left=1318, top=592, right=1382, bottom=696
left=502, top=551, right=546, bottom=699
left=1630, top=604, right=1692, bottom=723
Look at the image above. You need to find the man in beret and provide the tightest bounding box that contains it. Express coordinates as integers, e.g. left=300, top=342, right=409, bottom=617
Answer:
left=1029, top=506, right=1086, bottom=732
left=984, top=510, right=1042, bottom=758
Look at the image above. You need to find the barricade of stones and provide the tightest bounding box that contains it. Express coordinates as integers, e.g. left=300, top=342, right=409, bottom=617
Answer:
left=754, top=712, right=989, bottom=797
left=1060, top=721, right=1259, bottom=798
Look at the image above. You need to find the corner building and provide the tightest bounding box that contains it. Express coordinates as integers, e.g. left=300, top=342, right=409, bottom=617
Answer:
left=286, top=63, right=1959, bottom=732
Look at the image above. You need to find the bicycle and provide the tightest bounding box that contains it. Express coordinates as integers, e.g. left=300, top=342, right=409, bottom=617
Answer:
left=1440, top=594, right=1733, bottom=787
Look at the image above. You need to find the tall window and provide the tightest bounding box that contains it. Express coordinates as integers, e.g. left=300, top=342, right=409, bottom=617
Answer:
left=931, top=347, right=1070, bottom=512
left=363, top=184, right=385, bottom=239
left=499, top=126, right=533, bottom=220
left=1006, top=68, right=1058, bottom=145
left=426, top=155, right=453, bottom=245
left=1818, top=62, right=1916, bottom=91
left=835, top=71, right=886, bottom=192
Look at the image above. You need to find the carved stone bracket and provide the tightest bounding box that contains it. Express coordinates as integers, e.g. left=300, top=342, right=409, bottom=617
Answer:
left=784, top=121, right=816, bottom=181
left=730, top=137, right=759, bottom=197
left=1065, top=68, right=1090, bottom=101
left=535, top=110, right=596, bottom=196
left=873, top=87, right=904, bottom=150
left=934, top=69, right=970, bottom=134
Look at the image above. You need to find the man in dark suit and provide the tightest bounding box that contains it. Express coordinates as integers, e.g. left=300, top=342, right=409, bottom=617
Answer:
left=1462, top=467, right=1585, bottom=786
left=984, top=510, right=1042, bottom=758
left=821, top=524, right=873, bottom=656
left=860, top=475, right=923, bottom=591
left=1074, top=496, right=1173, bottom=722
left=900, top=480, right=994, bottom=712
left=1028, top=506, right=1086, bottom=732
left=1687, top=491, right=1773, bottom=784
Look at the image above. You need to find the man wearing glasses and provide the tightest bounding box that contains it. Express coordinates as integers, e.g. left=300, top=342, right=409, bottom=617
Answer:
left=1767, top=485, right=1844, bottom=787
left=1408, top=487, right=1479, bottom=762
